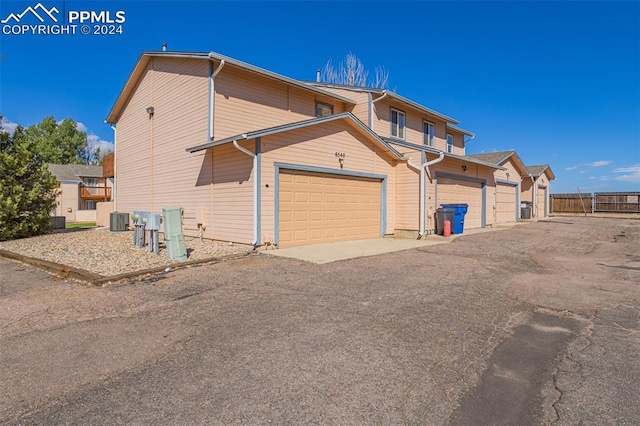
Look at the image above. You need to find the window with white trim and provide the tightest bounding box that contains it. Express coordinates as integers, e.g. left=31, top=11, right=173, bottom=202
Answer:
left=390, top=108, right=405, bottom=139
left=446, top=134, right=454, bottom=153
left=423, top=121, right=435, bottom=147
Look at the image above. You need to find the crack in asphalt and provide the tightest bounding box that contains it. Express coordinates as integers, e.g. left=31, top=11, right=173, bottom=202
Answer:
left=549, top=310, right=595, bottom=424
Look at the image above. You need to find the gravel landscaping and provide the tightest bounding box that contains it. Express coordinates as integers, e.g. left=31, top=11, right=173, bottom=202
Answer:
left=0, top=228, right=252, bottom=277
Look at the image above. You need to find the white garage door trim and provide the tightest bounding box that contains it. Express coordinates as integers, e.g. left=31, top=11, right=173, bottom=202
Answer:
left=434, top=172, right=487, bottom=228
left=274, top=163, right=387, bottom=246
left=496, top=178, right=520, bottom=222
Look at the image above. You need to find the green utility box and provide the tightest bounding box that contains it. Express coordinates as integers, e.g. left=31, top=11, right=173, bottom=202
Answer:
left=162, top=207, right=187, bottom=261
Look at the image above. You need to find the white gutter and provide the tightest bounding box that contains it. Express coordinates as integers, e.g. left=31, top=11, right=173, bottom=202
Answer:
left=405, top=151, right=445, bottom=238
left=208, top=54, right=225, bottom=140
left=369, top=91, right=388, bottom=132
left=232, top=138, right=258, bottom=246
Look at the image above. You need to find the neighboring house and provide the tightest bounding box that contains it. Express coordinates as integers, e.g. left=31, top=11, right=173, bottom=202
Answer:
left=106, top=50, right=554, bottom=247
left=47, top=164, right=112, bottom=223
left=522, top=165, right=555, bottom=217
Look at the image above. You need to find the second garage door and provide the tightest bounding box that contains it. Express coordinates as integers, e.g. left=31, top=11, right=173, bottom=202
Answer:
left=436, top=177, right=484, bottom=230
left=279, top=170, right=381, bottom=247
left=496, top=183, right=517, bottom=223
left=536, top=186, right=547, bottom=217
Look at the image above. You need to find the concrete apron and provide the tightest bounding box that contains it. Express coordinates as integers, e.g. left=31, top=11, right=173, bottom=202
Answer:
left=262, top=222, right=519, bottom=264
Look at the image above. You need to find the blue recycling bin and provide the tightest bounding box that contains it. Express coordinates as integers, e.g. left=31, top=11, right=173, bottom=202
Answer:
left=440, top=204, right=468, bottom=234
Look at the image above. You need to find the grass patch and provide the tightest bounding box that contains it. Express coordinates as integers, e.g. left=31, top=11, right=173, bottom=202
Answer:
left=65, top=222, right=97, bottom=229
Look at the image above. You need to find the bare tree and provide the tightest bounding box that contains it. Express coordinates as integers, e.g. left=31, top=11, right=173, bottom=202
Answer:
left=321, top=53, right=389, bottom=89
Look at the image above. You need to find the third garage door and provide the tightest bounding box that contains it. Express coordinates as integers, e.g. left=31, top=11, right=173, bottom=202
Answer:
left=496, top=183, right=517, bottom=223
left=437, top=177, right=484, bottom=230
left=279, top=170, right=381, bottom=247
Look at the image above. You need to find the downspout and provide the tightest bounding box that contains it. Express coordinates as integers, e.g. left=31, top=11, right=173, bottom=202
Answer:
left=110, top=124, right=117, bottom=211
left=529, top=174, right=536, bottom=214
left=369, top=91, right=388, bottom=132
left=405, top=151, right=445, bottom=238
left=232, top=138, right=259, bottom=247
left=208, top=54, right=225, bottom=140
left=462, top=134, right=475, bottom=155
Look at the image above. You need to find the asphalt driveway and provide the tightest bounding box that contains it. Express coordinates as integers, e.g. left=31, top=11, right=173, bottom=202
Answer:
left=1, top=217, right=638, bottom=424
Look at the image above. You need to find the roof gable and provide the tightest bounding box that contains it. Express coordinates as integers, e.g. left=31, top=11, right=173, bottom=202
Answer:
left=526, top=164, right=556, bottom=180
left=106, top=51, right=357, bottom=124
left=468, top=150, right=529, bottom=176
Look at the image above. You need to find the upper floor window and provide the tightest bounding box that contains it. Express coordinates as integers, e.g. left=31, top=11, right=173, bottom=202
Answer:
left=315, top=101, right=333, bottom=118
left=390, top=108, right=405, bottom=139
left=446, top=134, right=454, bottom=153
left=423, top=121, right=435, bottom=147
left=83, top=178, right=100, bottom=187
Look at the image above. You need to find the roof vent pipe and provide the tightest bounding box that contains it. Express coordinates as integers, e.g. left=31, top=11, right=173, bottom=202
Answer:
left=316, top=68, right=321, bottom=82
left=162, top=43, right=167, bottom=51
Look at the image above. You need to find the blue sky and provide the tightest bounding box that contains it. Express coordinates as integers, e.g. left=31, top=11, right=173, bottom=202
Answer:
left=1, top=1, right=638, bottom=192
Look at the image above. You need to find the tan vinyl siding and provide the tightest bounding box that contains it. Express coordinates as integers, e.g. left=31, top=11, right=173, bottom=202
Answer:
left=149, top=57, right=212, bottom=235
left=314, top=87, right=369, bottom=123
left=210, top=143, right=254, bottom=243
left=116, top=57, right=215, bottom=238
left=260, top=120, right=396, bottom=243
left=521, top=178, right=534, bottom=205
left=373, top=98, right=451, bottom=149
left=214, top=67, right=344, bottom=140
left=394, top=147, right=423, bottom=231
left=116, top=63, right=153, bottom=215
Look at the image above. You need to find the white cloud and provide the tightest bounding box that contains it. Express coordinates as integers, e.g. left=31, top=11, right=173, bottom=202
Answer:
left=612, top=164, right=640, bottom=183
left=587, top=160, right=611, bottom=167
left=1, top=117, right=19, bottom=135
left=76, top=121, right=88, bottom=133
left=565, top=165, right=578, bottom=171
left=87, top=133, right=113, bottom=154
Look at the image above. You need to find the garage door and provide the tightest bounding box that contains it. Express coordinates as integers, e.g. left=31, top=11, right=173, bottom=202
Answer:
left=279, top=170, right=381, bottom=247
left=536, top=186, right=547, bottom=217
left=496, top=183, right=517, bottom=223
left=437, top=177, right=484, bottom=230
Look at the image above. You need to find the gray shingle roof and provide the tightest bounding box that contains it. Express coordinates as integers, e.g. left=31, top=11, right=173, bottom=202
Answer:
left=47, top=164, right=103, bottom=182
left=467, top=150, right=515, bottom=165
left=525, top=165, right=548, bottom=177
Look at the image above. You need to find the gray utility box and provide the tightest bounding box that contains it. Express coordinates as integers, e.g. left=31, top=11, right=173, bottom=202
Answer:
left=110, top=212, right=129, bottom=231
left=162, top=207, right=187, bottom=262
left=520, top=202, right=532, bottom=220
left=50, top=216, right=66, bottom=230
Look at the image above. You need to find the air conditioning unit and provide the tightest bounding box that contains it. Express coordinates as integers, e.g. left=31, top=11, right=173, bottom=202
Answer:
left=110, top=212, right=129, bottom=232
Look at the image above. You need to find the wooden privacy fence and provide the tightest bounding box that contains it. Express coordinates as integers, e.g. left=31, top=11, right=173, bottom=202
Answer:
left=594, top=192, right=640, bottom=213
left=550, top=193, right=593, bottom=213
left=551, top=192, right=640, bottom=213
